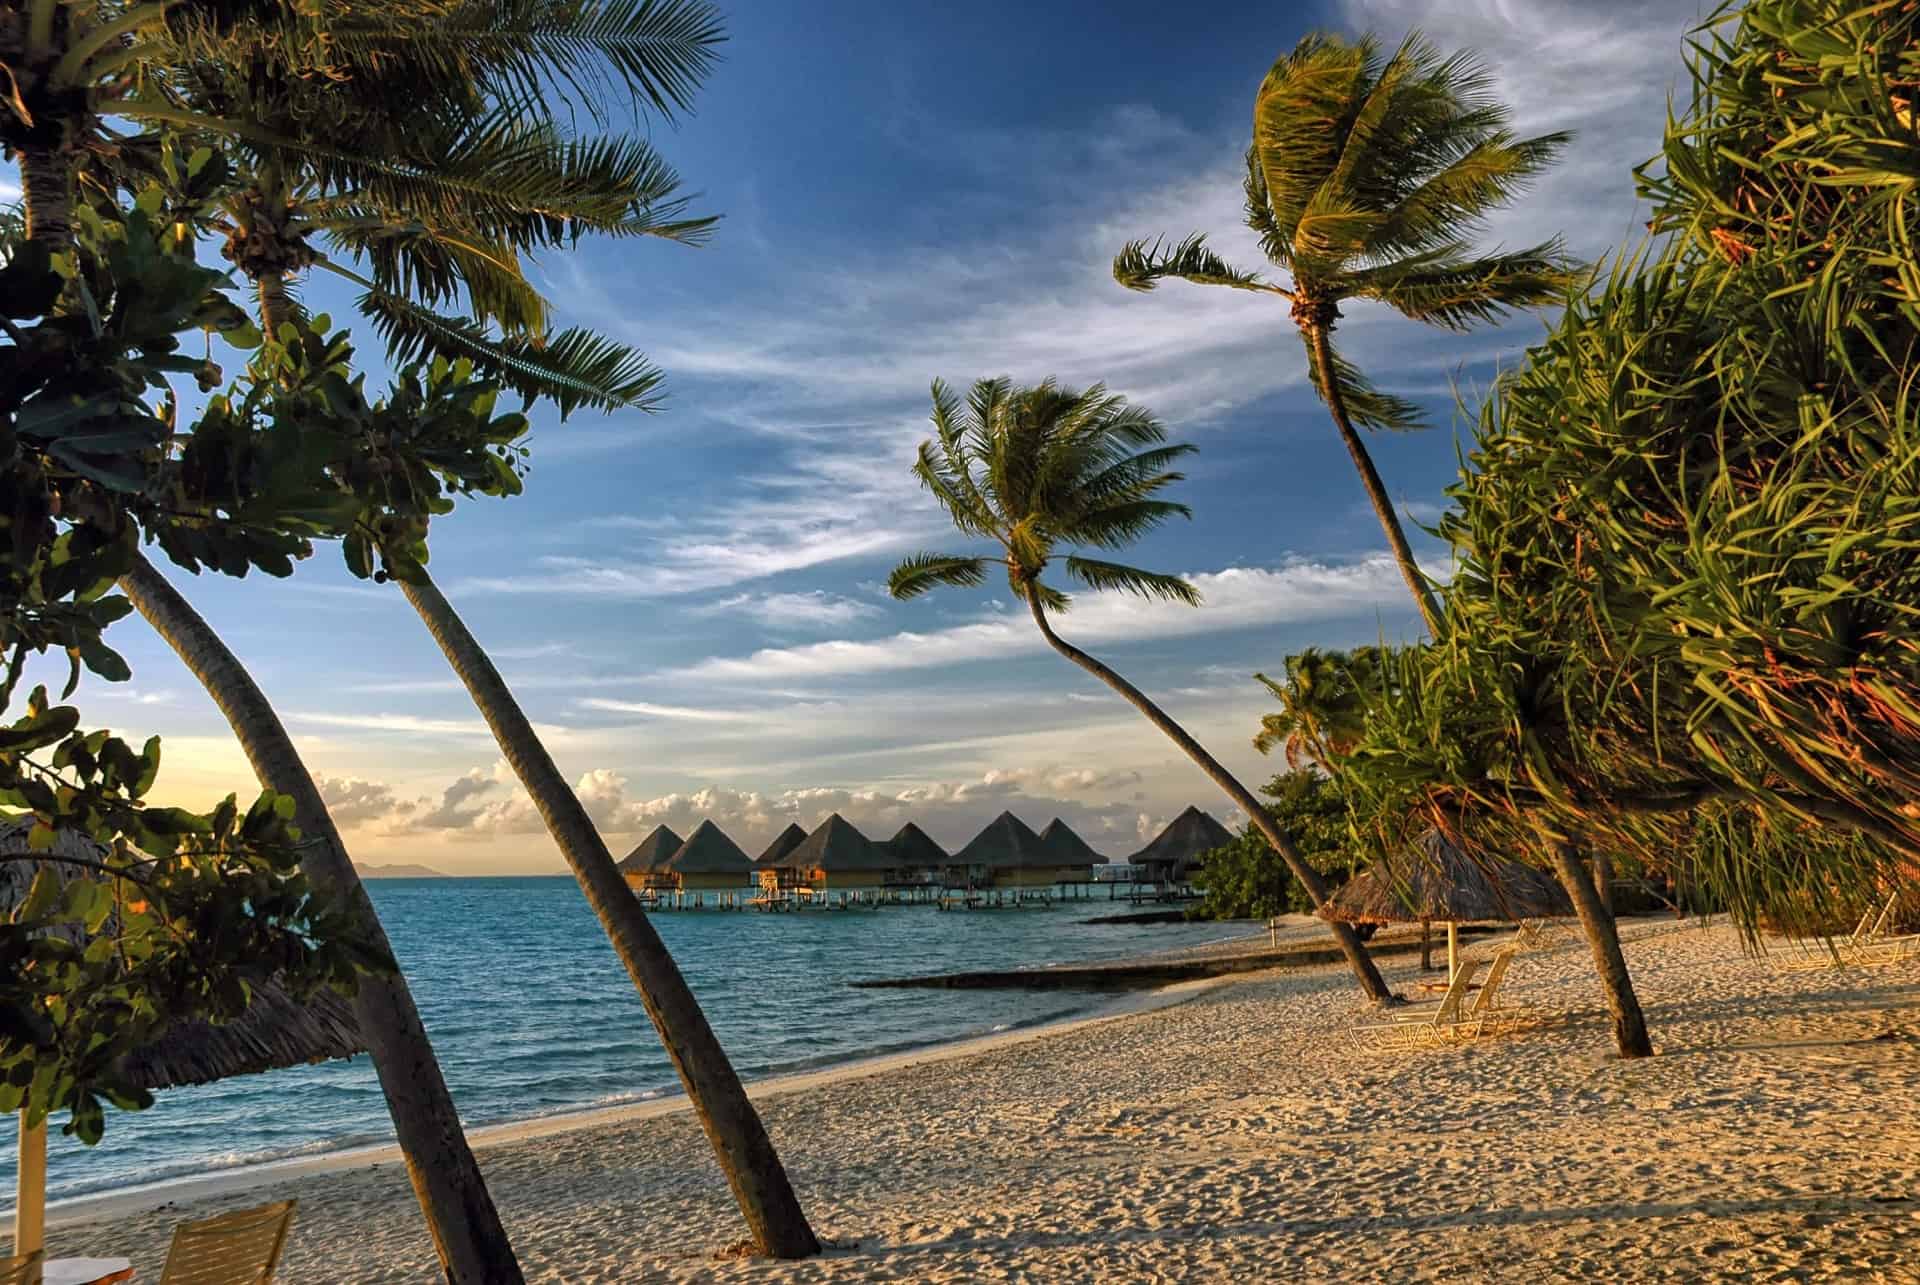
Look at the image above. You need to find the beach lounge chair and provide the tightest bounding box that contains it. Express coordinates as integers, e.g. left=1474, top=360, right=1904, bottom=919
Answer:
left=1351, top=958, right=1483, bottom=1051
left=1776, top=894, right=1920, bottom=972
left=0, top=1250, right=44, bottom=1285
left=159, top=1200, right=296, bottom=1284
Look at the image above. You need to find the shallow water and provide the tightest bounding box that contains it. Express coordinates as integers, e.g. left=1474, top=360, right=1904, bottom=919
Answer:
left=8, top=876, right=1248, bottom=1203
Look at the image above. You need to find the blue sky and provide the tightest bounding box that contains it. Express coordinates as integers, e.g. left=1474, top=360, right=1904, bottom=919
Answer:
left=48, top=0, right=1707, bottom=871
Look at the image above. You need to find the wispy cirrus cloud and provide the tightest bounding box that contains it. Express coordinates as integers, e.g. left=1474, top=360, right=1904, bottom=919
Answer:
left=673, top=557, right=1417, bottom=684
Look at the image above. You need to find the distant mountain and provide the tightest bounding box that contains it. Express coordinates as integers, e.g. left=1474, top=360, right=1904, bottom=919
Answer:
left=356, top=862, right=451, bottom=879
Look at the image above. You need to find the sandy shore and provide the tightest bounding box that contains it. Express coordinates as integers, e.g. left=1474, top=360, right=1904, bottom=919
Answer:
left=30, top=917, right=1920, bottom=1282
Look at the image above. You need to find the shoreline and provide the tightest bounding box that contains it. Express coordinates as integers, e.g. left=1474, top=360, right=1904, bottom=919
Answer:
left=34, top=968, right=1235, bottom=1231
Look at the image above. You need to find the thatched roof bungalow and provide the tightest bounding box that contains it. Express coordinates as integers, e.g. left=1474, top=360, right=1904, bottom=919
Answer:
left=1128, top=806, right=1233, bottom=885
left=955, top=812, right=1093, bottom=887
left=756, top=823, right=808, bottom=866
left=1039, top=818, right=1105, bottom=877
left=649, top=820, right=756, bottom=891
left=885, top=822, right=949, bottom=883
left=617, top=823, right=684, bottom=891
left=784, top=814, right=896, bottom=889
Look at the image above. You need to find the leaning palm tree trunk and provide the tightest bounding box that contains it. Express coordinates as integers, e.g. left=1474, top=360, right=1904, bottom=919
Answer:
left=399, top=571, right=821, bottom=1259
left=119, top=555, right=526, bottom=1283
left=1299, top=320, right=1443, bottom=636
left=1547, top=837, right=1651, bottom=1058
left=1025, top=591, right=1394, bottom=1004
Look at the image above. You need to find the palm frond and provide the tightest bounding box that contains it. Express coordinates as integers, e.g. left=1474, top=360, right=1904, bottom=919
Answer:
left=321, top=0, right=726, bottom=123
left=353, top=283, right=663, bottom=414
left=1063, top=498, right=1193, bottom=549
left=1345, top=239, right=1582, bottom=330
left=1112, top=234, right=1286, bottom=296
left=1064, top=556, right=1201, bottom=605
left=1303, top=335, right=1425, bottom=431
left=1367, top=130, right=1572, bottom=262
left=888, top=553, right=989, bottom=600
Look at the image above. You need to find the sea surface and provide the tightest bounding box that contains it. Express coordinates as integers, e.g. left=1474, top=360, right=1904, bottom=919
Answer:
left=8, top=876, right=1251, bottom=1205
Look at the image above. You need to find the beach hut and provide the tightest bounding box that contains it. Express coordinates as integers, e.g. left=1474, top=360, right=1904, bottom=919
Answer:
left=884, top=823, right=949, bottom=887
left=1320, top=829, right=1575, bottom=977
left=1038, top=818, right=1104, bottom=885
left=616, top=823, right=684, bottom=892
left=1128, top=806, right=1234, bottom=888
left=654, top=820, right=757, bottom=893
left=954, top=812, right=1074, bottom=890
left=757, top=823, right=808, bottom=866
left=784, top=814, right=895, bottom=893
left=1, top=820, right=365, bottom=1262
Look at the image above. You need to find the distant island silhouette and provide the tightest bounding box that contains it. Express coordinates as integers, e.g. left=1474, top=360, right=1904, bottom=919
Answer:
left=356, top=863, right=452, bottom=879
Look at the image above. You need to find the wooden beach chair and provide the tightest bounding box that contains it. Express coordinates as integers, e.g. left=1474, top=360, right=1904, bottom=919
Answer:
left=1351, top=958, right=1483, bottom=1052
left=159, top=1200, right=296, bottom=1284
left=1776, top=893, right=1920, bottom=972
left=0, top=1250, right=44, bottom=1285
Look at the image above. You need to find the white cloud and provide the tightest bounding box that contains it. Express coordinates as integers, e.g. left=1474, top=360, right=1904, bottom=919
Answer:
left=673, top=557, right=1414, bottom=684
left=288, top=711, right=571, bottom=742
left=573, top=697, right=763, bottom=723
left=699, top=590, right=882, bottom=630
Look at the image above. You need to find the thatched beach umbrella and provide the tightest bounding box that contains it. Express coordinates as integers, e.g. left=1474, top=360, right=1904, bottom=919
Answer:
left=1320, top=829, right=1575, bottom=977
left=1, top=818, right=365, bottom=1258
left=1127, top=806, right=1233, bottom=885
left=756, top=823, right=808, bottom=867
left=616, top=823, right=684, bottom=875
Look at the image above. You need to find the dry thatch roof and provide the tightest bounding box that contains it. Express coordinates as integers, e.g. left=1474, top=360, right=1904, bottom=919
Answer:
left=954, top=812, right=1054, bottom=870
left=617, top=824, right=684, bottom=873
left=1321, top=829, right=1575, bottom=926
left=1128, top=806, right=1233, bottom=867
left=787, top=813, right=893, bottom=872
left=0, top=816, right=365, bottom=1090
left=659, top=820, right=755, bottom=875
left=885, top=822, right=949, bottom=868
left=757, top=823, right=808, bottom=865
left=1039, top=818, right=1104, bottom=868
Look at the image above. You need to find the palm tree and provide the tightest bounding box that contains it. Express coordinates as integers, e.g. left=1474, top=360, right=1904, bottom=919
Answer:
left=111, top=0, right=823, bottom=1257
left=7, top=5, right=528, bottom=1276
left=1112, top=31, right=1578, bottom=637
left=1252, top=646, right=1387, bottom=769
left=889, top=377, right=1394, bottom=1005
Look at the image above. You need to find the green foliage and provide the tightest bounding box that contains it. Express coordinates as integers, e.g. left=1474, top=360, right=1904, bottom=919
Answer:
left=1338, top=0, right=1920, bottom=938
left=888, top=378, right=1198, bottom=612
left=1112, top=28, right=1580, bottom=430
left=0, top=686, right=383, bottom=1143
left=1253, top=647, right=1395, bottom=769
left=1192, top=771, right=1355, bottom=920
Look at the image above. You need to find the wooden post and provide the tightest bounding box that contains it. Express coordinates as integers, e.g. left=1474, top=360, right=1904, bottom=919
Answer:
left=1420, top=921, right=1433, bottom=971
left=1446, top=922, right=1459, bottom=980
left=16, top=1110, right=45, bottom=1257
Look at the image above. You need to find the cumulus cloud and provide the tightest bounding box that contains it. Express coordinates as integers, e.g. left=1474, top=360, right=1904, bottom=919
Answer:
left=323, top=762, right=1224, bottom=856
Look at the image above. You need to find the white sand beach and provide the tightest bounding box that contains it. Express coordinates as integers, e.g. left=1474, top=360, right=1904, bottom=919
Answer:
left=33, top=918, right=1920, bottom=1282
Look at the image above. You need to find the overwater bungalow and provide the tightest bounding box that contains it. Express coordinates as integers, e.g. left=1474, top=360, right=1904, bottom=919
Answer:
left=757, top=822, right=808, bottom=866
left=885, top=822, right=950, bottom=886
left=955, top=812, right=1095, bottom=893
left=617, top=823, right=684, bottom=892
left=780, top=813, right=897, bottom=894
left=1128, top=806, right=1233, bottom=889
left=650, top=820, right=757, bottom=893
left=1038, top=818, right=1105, bottom=882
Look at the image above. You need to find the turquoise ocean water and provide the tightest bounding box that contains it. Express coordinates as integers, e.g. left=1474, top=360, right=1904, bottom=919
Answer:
left=7, top=876, right=1250, bottom=1205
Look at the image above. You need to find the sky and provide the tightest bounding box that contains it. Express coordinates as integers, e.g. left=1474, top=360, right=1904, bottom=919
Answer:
left=33, top=0, right=1711, bottom=872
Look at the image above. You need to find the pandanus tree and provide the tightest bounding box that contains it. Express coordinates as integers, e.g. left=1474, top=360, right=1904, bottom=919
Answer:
left=888, top=378, right=1394, bottom=1004
left=1112, top=31, right=1579, bottom=637
left=4, top=5, right=530, bottom=1276
left=105, top=1, right=822, bottom=1257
